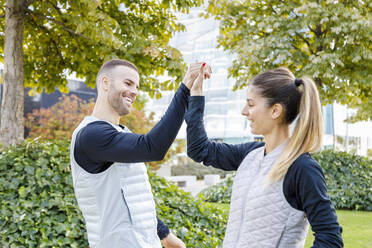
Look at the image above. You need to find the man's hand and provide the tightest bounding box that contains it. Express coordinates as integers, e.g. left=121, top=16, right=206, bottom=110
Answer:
left=183, top=62, right=212, bottom=90
left=161, top=233, right=186, bottom=248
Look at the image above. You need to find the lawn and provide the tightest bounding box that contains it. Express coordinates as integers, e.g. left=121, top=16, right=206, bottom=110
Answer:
left=208, top=203, right=372, bottom=248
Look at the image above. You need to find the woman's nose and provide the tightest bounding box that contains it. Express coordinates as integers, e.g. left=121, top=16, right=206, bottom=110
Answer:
left=241, top=105, right=249, bottom=116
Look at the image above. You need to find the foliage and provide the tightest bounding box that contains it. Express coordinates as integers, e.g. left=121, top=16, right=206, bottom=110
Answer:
left=313, top=150, right=372, bottom=211
left=0, top=0, right=202, bottom=95
left=198, top=175, right=233, bottom=203
left=0, top=140, right=88, bottom=247
left=0, top=140, right=227, bottom=247
left=172, top=159, right=233, bottom=180
left=150, top=172, right=227, bottom=247
left=206, top=0, right=372, bottom=122
left=200, top=150, right=372, bottom=211
left=24, top=93, right=154, bottom=140
left=25, top=94, right=95, bottom=140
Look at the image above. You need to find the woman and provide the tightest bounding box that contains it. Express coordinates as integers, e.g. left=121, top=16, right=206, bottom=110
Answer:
left=186, top=65, right=343, bottom=247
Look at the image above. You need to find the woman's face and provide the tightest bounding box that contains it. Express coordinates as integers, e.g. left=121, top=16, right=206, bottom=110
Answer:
left=241, top=85, right=278, bottom=135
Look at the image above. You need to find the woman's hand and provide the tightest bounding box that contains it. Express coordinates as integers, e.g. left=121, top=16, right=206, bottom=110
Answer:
left=190, top=63, right=210, bottom=96
left=183, top=62, right=211, bottom=90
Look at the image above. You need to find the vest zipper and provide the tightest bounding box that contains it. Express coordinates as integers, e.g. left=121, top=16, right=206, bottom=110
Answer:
left=235, top=157, right=265, bottom=246
left=120, top=188, right=133, bottom=225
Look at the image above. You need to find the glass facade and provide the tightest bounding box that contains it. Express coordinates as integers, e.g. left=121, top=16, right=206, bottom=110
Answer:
left=146, top=7, right=253, bottom=144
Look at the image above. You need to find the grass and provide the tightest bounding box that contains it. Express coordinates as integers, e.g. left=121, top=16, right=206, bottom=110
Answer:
left=208, top=203, right=372, bottom=248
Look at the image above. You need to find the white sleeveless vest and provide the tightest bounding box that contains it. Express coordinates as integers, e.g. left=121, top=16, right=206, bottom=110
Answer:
left=223, top=143, right=309, bottom=248
left=70, top=116, right=161, bottom=248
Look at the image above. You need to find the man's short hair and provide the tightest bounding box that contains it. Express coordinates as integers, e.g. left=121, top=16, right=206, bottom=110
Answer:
left=96, top=59, right=138, bottom=85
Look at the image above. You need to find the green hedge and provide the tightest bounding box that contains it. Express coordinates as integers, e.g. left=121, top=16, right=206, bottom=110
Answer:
left=313, top=150, right=372, bottom=211
left=199, top=150, right=372, bottom=211
left=0, top=140, right=227, bottom=247
left=198, top=176, right=234, bottom=204
left=171, top=162, right=232, bottom=180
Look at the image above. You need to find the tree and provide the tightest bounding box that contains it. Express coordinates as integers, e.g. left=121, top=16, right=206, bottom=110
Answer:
left=0, top=0, right=202, bottom=146
left=206, top=0, right=372, bottom=122
left=25, top=94, right=95, bottom=140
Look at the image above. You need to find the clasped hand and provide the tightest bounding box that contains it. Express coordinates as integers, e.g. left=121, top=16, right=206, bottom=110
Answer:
left=183, top=62, right=212, bottom=96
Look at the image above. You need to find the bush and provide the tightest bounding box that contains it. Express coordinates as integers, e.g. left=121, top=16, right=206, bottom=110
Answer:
left=171, top=161, right=233, bottom=180
left=198, top=176, right=234, bottom=204
left=150, top=172, right=227, bottom=247
left=25, top=94, right=95, bottom=140
left=0, top=140, right=227, bottom=247
left=199, top=150, right=372, bottom=211
left=0, top=140, right=88, bottom=247
left=313, top=150, right=372, bottom=211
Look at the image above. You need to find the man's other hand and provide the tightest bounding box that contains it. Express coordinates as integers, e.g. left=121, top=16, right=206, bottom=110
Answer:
left=161, top=233, right=186, bottom=248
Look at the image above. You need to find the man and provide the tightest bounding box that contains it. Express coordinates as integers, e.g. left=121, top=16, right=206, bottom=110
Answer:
left=70, top=59, right=211, bottom=248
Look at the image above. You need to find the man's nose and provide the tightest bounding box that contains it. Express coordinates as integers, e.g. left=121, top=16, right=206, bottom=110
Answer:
left=131, top=87, right=138, bottom=97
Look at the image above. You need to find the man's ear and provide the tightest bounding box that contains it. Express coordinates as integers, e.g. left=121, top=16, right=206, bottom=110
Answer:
left=271, top=103, right=284, bottom=120
left=100, top=74, right=110, bottom=91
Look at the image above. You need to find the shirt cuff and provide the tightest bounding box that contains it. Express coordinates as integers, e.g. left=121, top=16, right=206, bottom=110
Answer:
left=180, top=82, right=190, bottom=95
left=157, top=216, right=170, bottom=240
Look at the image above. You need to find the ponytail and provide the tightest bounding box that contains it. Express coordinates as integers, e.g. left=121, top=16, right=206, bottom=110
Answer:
left=267, top=76, right=323, bottom=182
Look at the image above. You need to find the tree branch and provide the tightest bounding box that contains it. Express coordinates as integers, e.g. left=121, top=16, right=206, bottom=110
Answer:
left=268, top=3, right=278, bottom=15
left=45, top=0, right=63, bottom=16
left=26, top=0, right=39, bottom=7
left=25, top=9, right=91, bottom=41
left=291, top=43, right=302, bottom=52
left=28, top=16, right=66, bottom=66
left=294, top=32, right=314, bottom=54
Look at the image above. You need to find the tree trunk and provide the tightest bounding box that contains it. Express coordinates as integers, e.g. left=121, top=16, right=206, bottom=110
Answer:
left=1, top=0, right=26, bottom=146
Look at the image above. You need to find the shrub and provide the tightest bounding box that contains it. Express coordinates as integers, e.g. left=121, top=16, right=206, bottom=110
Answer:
left=199, top=150, right=372, bottom=211
left=0, top=140, right=227, bottom=247
left=25, top=94, right=94, bottom=140
left=171, top=160, right=233, bottom=180
left=198, top=176, right=234, bottom=204
left=313, top=150, right=372, bottom=211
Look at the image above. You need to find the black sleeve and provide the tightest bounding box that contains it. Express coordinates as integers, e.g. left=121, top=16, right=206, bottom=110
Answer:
left=74, top=84, right=189, bottom=173
left=185, top=96, right=264, bottom=171
left=157, top=216, right=170, bottom=240
left=283, top=154, right=343, bottom=248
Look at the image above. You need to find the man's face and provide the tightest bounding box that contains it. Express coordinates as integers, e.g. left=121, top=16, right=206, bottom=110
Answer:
left=107, top=65, right=140, bottom=116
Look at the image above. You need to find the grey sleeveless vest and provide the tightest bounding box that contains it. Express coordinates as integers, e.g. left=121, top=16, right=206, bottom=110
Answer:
left=70, top=116, right=161, bottom=248
left=223, top=143, right=309, bottom=248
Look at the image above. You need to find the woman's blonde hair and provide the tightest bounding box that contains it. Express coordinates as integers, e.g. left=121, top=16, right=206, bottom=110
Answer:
left=251, top=67, right=323, bottom=182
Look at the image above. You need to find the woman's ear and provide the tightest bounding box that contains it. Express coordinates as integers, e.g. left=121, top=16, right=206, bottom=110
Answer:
left=271, top=103, right=284, bottom=120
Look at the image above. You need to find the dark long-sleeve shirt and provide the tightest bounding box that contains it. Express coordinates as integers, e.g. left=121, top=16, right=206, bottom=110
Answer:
left=185, top=96, right=343, bottom=248
left=74, top=83, right=190, bottom=240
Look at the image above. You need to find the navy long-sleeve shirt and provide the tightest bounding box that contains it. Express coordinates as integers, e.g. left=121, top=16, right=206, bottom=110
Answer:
left=74, top=83, right=190, bottom=240
left=185, top=96, right=343, bottom=248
